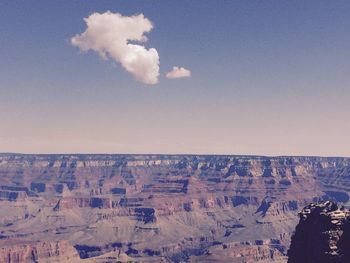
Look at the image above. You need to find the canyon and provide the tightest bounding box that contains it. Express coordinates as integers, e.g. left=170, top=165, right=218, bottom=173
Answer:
left=0, top=153, right=350, bottom=262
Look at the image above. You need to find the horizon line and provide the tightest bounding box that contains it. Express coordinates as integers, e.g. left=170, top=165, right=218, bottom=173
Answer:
left=1, top=152, right=349, bottom=159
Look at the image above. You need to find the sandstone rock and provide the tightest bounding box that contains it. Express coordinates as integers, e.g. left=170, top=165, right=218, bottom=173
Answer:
left=0, top=240, right=81, bottom=263
left=288, top=201, right=350, bottom=263
left=0, top=154, right=350, bottom=262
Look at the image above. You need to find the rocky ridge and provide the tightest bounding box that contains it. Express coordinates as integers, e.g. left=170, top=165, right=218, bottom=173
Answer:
left=0, top=154, right=349, bottom=262
left=288, top=201, right=350, bottom=263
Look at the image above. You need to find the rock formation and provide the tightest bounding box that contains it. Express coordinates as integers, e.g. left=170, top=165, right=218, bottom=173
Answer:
left=288, top=201, right=350, bottom=263
left=0, top=240, right=81, bottom=263
left=0, top=154, right=349, bottom=262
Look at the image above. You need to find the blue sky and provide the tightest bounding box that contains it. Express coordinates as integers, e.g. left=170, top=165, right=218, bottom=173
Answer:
left=1, top=1, right=350, bottom=156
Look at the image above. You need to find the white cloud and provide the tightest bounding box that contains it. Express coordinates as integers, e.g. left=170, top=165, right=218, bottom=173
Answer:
left=71, top=11, right=160, bottom=85
left=166, top=66, right=191, bottom=79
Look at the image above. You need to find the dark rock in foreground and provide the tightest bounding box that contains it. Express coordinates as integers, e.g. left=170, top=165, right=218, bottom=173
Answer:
left=288, top=201, right=350, bottom=263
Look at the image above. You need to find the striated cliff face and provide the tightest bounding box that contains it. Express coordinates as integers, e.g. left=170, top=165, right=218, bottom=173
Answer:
left=0, top=154, right=350, bottom=262
left=0, top=240, right=81, bottom=263
left=288, top=201, right=350, bottom=263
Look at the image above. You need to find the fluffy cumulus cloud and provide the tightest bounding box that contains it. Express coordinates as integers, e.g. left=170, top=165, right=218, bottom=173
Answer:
left=166, top=66, right=191, bottom=79
left=71, top=11, right=160, bottom=85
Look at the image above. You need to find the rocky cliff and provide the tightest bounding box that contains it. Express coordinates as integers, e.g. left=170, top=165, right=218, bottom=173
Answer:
left=0, top=240, right=81, bottom=263
left=288, top=201, right=350, bottom=263
left=0, top=154, right=349, bottom=262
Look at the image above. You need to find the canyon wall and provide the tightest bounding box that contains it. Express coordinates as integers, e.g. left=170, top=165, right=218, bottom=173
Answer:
left=288, top=201, right=350, bottom=263
left=0, top=154, right=349, bottom=262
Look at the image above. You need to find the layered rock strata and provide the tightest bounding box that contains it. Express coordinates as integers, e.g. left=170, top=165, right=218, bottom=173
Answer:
left=0, top=154, right=349, bottom=262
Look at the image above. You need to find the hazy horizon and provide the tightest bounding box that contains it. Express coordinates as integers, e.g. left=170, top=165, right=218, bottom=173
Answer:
left=1, top=152, right=350, bottom=159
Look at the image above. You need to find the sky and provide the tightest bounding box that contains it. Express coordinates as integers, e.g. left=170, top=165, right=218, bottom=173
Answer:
left=1, top=0, right=350, bottom=156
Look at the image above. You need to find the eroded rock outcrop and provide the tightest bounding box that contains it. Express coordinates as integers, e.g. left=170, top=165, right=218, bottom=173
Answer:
left=288, top=201, right=350, bottom=263
left=0, top=240, right=81, bottom=263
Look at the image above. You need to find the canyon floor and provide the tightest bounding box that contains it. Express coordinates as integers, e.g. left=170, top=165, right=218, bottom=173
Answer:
left=0, top=154, right=349, bottom=262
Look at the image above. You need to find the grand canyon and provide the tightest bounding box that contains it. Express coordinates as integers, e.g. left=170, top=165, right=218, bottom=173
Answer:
left=2, top=1, right=350, bottom=262
left=0, top=153, right=349, bottom=262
